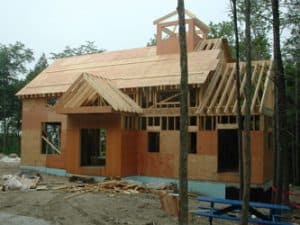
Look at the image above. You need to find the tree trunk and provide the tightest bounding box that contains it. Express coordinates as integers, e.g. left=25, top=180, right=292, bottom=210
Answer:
left=241, top=0, right=251, bottom=224
left=177, top=1, right=189, bottom=225
left=272, top=0, right=289, bottom=205
left=231, top=0, right=244, bottom=200
left=296, top=63, right=299, bottom=185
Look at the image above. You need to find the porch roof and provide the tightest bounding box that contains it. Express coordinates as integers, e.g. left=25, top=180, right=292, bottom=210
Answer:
left=55, top=73, right=143, bottom=114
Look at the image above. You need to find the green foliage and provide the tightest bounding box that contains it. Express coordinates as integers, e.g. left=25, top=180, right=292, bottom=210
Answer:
left=50, top=41, right=105, bottom=59
left=208, top=0, right=272, bottom=61
left=146, top=34, right=157, bottom=47
left=25, top=53, right=48, bottom=84
left=0, top=42, right=34, bottom=153
left=208, top=21, right=235, bottom=45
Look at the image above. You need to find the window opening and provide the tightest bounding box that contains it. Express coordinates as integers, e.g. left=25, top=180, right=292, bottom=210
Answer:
left=148, top=132, right=160, bottom=152
left=41, top=122, right=61, bottom=154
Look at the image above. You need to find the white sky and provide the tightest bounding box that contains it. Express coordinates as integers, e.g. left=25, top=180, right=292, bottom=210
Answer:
left=0, top=0, right=230, bottom=60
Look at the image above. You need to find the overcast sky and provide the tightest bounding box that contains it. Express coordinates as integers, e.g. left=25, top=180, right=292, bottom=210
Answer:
left=0, top=0, right=230, bottom=60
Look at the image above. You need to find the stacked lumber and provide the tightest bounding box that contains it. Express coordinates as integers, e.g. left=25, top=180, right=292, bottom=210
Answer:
left=62, top=179, right=151, bottom=194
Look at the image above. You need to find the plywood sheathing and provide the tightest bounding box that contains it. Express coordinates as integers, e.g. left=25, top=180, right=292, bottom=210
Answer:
left=197, top=60, right=273, bottom=115
left=55, top=73, right=142, bottom=114
left=135, top=130, right=268, bottom=185
left=65, top=114, right=122, bottom=177
left=21, top=98, right=67, bottom=169
left=16, top=46, right=220, bottom=96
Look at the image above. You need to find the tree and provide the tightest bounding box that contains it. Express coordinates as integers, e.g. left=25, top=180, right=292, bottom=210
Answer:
left=25, top=53, right=48, bottom=84
left=283, top=0, right=300, bottom=185
left=0, top=42, right=34, bottom=153
left=177, top=1, right=189, bottom=224
left=146, top=34, right=157, bottom=46
left=241, top=0, right=252, bottom=224
left=231, top=0, right=243, bottom=200
left=50, top=41, right=105, bottom=59
left=208, top=21, right=235, bottom=44
left=272, top=0, right=289, bottom=205
left=209, top=0, right=271, bottom=61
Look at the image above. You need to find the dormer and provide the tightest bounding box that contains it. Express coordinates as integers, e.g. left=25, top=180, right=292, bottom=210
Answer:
left=154, top=9, right=210, bottom=55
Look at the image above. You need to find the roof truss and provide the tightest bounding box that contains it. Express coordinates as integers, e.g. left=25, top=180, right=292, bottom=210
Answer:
left=55, top=73, right=143, bottom=114
left=196, top=60, right=273, bottom=115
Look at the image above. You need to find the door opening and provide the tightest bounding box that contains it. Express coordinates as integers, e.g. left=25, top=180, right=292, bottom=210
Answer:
left=217, top=129, right=239, bottom=172
left=80, top=128, right=106, bottom=166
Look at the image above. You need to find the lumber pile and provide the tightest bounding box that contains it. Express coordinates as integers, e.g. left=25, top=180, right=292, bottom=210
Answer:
left=62, top=179, right=151, bottom=194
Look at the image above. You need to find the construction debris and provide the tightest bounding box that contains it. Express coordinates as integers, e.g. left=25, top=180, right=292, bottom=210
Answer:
left=68, top=175, right=95, bottom=184
left=159, top=191, right=179, bottom=217
left=64, top=179, right=150, bottom=194
left=1, top=173, right=41, bottom=191
left=0, top=154, right=21, bottom=163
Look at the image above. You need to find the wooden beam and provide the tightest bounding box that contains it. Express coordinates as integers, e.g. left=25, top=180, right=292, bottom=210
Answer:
left=56, top=106, right=113, bottom=114
left=251, top=62, right=266, bottom=113
left=207, top=65, right=231, bottom=113
left=197, top=63, right=224, bottom=113
left=259, top=61, right=273, bottom=113
left=216, top=64, right=235, bottom=113
left=42, top=136, right=61, bottom=154
left=153, top=10, right=177, bottom=25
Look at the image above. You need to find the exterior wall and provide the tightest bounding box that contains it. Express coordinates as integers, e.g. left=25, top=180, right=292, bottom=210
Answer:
left=21, top=98, right=273, bottom=186
left=21, top=98, right=67, bottom=168
left=121, top=131, right=138, bottom=176
left=135, top=130, right=272, bottom=185
left=65, top=113, right=122, bottom=177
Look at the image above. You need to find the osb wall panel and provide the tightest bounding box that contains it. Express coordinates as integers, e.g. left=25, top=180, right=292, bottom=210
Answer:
left=121, top=131, right=138, bottom=176
left=198, top=131, right=217, bottom=155
left=263, top=134, right=274, bottom=181
left=65, top=113, right=121, bottom=177
left=217, top=131, right=269, bottom=185
left=136, top=131, right=178, bottom=178
left=135, top=130, right=271, bottom=185
left=21, top=98, right=67, bottom=168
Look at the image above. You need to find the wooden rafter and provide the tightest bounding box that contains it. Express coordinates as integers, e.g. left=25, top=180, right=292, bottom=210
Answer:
left=197, top=60, right=273, bottom=116
left=216, top=64, right=235, bottom=113
left=207, top=65, right=231, bottom=113
left=259, top=61, right=273, bottom=113
left=196, top=63, right=224, bottom=114
left=55, top=73, right=143, bottom=114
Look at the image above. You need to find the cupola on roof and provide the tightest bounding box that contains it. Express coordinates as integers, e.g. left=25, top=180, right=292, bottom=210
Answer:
left=154, top=9, right=210, bottom=55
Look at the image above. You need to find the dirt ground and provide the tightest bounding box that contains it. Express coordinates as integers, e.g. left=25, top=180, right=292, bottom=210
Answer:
left=0, top=162, right=298, bottom=225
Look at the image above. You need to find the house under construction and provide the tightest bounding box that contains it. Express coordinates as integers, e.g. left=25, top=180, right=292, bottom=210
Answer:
left=16, top=10, right=274, bottom=198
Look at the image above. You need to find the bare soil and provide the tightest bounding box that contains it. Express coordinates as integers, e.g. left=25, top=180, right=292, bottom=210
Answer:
left=0, top=162, right=298, bottom=225
left=0, top=162, right=207, bottom=225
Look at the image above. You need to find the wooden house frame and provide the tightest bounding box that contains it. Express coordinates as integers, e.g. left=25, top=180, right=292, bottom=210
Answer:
left=17, top=10, right=274, bottom=198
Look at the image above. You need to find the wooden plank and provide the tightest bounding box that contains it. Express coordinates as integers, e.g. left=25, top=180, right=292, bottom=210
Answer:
left=207, top=65, right=231, bottom=113
left=153, top=10, right=177, bottom=24
left=64, top=81, right=90, bottom=108
left=197, top=63, right=224, bottom=113
left=224, top=63, right=245, bottom=113
left=251, top=62, right=266, bottom=113
left=57, top=106, right=113, bottom=114
left=216, top=64, right=235, bottom=113
left=42, top=136, right=61, bottom=154
left=259, top=61, right=273, bottom=113
left=241, top=63, right=261, bottom=113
